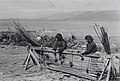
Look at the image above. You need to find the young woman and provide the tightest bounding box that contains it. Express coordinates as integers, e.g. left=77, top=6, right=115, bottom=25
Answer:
left=81, top=35, right=98, bottom=73
left=82, top=35, right=97, bottom=55
left=53, top=33, right=67, bottom=64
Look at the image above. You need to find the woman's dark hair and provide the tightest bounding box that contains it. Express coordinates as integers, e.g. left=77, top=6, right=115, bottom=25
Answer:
left=55, top=33, right=63, bottom=41
left=85, top=35, right=94, bottom=41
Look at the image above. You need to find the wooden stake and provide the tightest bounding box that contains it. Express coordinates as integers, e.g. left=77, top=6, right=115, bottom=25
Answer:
left=24, top=53, right=31, bottom=70
left=106, top=59, right=111, bottom=81
left=29, top=49, right=42, bottom=68
left=118, top=57, right=120, bottom=74
left=98, top=59, right=110, bottom=81
left=23, top=55, right=29, bottom=65
left=116, top=56, right=120, bottom=74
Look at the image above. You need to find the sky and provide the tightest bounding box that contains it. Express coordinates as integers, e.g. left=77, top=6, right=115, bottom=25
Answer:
left=0, top=0, right=120, bottom=19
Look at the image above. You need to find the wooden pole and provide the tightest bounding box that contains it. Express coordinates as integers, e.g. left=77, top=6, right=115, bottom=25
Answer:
left=118, top=57, right=120, bottom=74
left=106, top=59, right=111, bottom=81
left=119, top=58, right=120, bottom=74
left=98, top=59, right=110, bottom=81
left=29, top=49, right=42, bottom=69
left=23, top=55, right=29, bottom=65
left=116, top=56, right=120, bottom=74
left=30, top=47, right=100, bottom=58
left=24, top=53, right=31, bottom=70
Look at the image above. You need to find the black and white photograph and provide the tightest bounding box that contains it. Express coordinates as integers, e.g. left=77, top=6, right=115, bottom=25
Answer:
left=0, top=0, right=120, bottom=81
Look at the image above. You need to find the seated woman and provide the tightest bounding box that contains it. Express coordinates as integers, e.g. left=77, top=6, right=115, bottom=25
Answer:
left=53, top=33, right=67, bottom=64
left=81, top=35, right=98, bottom=73
left=82, top=35, right=97, bottom=56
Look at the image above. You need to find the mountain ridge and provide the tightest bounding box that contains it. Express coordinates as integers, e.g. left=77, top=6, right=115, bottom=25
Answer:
left=40, top=10, right=120, bottom=21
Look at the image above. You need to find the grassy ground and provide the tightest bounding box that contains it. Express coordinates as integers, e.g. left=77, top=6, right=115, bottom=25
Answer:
left=0, top=45, right=88, bottom=81
left=0, top=45, right=119, bottom=81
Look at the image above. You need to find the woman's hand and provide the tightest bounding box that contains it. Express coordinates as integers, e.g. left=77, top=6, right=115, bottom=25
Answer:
left=81, top=52, right=86, bottom=56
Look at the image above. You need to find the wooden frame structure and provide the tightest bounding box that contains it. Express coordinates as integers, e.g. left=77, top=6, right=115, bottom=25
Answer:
left=23, top=45, right=116, bottom=81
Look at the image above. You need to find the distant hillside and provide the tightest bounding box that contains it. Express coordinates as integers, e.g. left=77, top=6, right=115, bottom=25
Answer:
left=41, top=10, right=120, bottom=21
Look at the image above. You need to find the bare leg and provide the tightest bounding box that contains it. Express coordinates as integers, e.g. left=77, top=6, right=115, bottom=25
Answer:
left=59, top=52, right=65, bottom=65
left=54, top=52, right=58, bottom=62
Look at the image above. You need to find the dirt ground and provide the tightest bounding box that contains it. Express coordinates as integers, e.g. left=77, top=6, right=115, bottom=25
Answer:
left=0, top=45, right=88, bottom=81
left=0, top=45, right=119, bottom=81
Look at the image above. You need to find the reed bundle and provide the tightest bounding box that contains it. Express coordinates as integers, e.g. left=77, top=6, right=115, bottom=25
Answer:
left=93, top=23, right=117, bottom=81
left=93, top=23, right=111, bottom=54
left=9, top=18, right=39, bottom=46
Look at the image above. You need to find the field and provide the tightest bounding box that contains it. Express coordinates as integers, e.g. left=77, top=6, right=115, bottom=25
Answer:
left=0, top=20, right=120, bottom=43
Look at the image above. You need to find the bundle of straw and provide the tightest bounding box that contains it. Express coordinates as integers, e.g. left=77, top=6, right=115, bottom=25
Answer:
left=93, top=23, right=111, bottom=54
left=10, top=18, right=39, bottom=46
